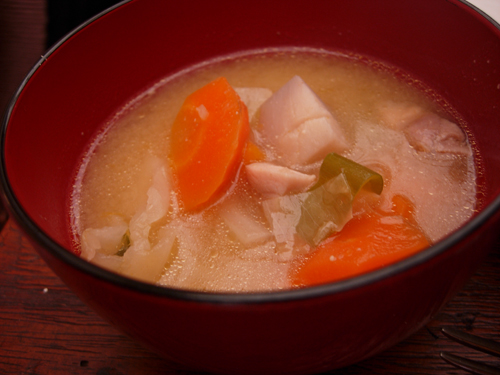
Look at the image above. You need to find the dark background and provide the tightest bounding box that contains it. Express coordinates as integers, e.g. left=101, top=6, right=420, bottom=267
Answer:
left=46, top=0, right=123, bottom=48
left=0, top=0, right=122, bottom=118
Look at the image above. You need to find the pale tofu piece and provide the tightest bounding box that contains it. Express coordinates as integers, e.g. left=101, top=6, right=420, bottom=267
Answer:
left=259, top=76, right=349, bottom=165
left=246, top=162, right=316, bottom=197
left=235, top=87, right=273, bottom=122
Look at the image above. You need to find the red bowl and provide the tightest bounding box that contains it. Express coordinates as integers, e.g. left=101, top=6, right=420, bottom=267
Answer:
left=1, top=1, right=500, bottom=374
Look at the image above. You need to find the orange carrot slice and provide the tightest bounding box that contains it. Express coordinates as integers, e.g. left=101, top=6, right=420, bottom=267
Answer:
left=169, top=77, right=250, bottom=211
left=243, top=141, right=265, bottom=164
left=291, top=196, right=430, bottom=287
left=390, top=194, right=417, bottom=225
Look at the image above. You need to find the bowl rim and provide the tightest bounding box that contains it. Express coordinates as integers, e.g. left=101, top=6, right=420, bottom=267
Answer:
left=1, top=0, right=499, bottom=305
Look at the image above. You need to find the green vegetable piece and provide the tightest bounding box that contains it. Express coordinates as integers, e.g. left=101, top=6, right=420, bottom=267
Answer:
left=297, top=173, right=353, bottom=246
left=115, top=230, right=131, bottom=256
left=297, top=153, right=384, bottom=246
left=311, top=153, right=383, bottom=196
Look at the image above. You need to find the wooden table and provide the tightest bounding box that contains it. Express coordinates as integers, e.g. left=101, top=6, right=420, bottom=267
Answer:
left=1, top=219, right=499, bottom=375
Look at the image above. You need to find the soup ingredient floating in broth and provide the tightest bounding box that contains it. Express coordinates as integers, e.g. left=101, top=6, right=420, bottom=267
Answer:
left=260, top=75, right=349, bottom=165
left=169, top=77, right=250, bottom=211
left=296, top=153, right=384, bottom=246
left=78, top=74, right=384, bottom=286
left=291, top=195, right=430, bottom=286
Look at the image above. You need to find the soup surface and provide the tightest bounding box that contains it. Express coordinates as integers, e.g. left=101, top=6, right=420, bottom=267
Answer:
left=71, top=49, right=477, bottom=292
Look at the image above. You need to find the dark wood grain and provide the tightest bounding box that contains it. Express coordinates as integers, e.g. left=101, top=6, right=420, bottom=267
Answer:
left=0, top=219, right=498, bottom=375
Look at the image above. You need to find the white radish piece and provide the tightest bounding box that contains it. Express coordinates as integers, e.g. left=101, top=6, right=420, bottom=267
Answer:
left=260, top=76, right=349, bottom=165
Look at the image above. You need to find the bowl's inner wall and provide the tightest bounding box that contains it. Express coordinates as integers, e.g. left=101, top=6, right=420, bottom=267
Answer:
left=4, top=0, right=500, bottom=248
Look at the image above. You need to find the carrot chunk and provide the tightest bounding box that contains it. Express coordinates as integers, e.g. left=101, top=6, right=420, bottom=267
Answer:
left=243, top=141, right=266, bottom=164
left=291, top=197, right=430, bottom=287
left=169, top=77, right=250, bottom=211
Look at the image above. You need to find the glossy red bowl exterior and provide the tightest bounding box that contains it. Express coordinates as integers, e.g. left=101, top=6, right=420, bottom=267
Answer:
left=1, top=1, right=500, bottom=374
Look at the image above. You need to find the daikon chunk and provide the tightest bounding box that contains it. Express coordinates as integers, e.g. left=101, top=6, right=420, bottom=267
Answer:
left=260, top=76, right=348, bottom=165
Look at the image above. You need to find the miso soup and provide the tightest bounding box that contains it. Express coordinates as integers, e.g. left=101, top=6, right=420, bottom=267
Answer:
left=70, top=49, right=477, bottom=292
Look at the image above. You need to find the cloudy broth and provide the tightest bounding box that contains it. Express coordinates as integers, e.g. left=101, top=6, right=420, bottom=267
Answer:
left=71, top=49, right=477, bottom=292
